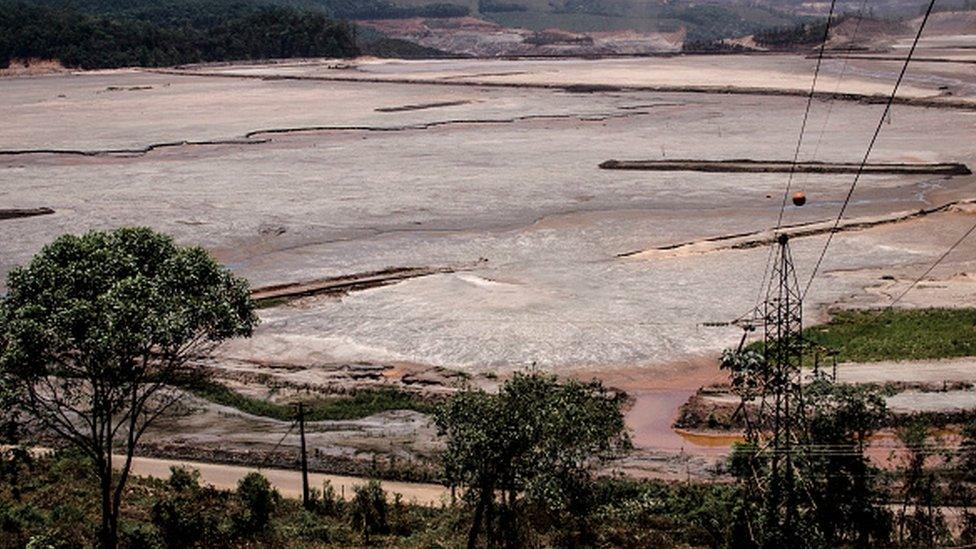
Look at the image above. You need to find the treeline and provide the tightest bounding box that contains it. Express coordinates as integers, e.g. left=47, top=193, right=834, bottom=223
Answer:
left=331, top=1, right=469, bottom=19
left=28, top=0, right=471, bottom=21
left=754, top=19, right=829, bottom=48
left=478, top=0, right=528, bottom=13
left=0, top=2, right=359, bottom=69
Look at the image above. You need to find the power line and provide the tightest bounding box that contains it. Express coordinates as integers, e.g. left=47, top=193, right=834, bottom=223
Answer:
left=259, top=419, right=298, bottom=471
left=886, top=219, right=976, bottom=308
left=804, top=0, right=869, bottom=168
left=775, top=0, right=839, bottom=232
left=749, top=1, right=839, bottom=323
left=802, top=0, right=939, bottom=300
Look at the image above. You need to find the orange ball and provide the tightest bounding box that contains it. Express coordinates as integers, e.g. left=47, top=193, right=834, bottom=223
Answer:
left=792, top=192, right=807, bottom=207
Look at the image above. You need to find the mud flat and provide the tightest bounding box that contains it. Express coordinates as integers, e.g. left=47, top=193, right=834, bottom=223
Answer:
left=3, top=51, right=976, bottom=474
left=169, top=50, right=976, bottom=109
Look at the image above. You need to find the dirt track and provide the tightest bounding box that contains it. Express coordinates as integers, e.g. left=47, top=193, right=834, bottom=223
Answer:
left=620, top=199, right=976, bottom=260
left=126, top=455, right=450, bottom=505
left=250, top=263, right=480, bottom=302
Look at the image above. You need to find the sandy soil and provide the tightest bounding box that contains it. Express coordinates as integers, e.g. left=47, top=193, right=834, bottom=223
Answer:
left=356, top=17, right=683, bottom=57
left=127, top=455, right=449, bottom=505
left=828, top=357, right=976, bottom=385
left=175, top=53, right=976, bottom=108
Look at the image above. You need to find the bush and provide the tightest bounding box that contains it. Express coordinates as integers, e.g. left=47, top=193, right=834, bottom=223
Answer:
left=166, top=466, right=200, bottom=492
left=307, top=480, right=342, bottom=517
left=151, top=484, right=226, bottom=548
left=119, top=522, right=163, bottom=549
left=233, top=473, right=279, bottom=536
left=351, top=480, right=388, bottom=543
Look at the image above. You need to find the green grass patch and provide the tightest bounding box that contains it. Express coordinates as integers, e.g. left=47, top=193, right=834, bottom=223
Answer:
left=749, top=308, right=976, bottom=365
left=187, top=379, right=436, bottom=421
left=253, top=297, right=290, bottom=310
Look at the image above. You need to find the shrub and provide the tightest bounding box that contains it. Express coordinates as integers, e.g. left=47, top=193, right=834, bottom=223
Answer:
left=351, top=480, right=388, bottom=543
left=119, top=522, right=164, bottom=549
left=151, top=486, right=225, bottom=548
left=233, top=473, right=279, bottom=536
left=308, top=480, right=342, bottom=517
left=167, top=466, right=200, bottom=492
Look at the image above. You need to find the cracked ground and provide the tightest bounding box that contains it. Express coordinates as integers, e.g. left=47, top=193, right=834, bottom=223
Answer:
left=2, top=56, right=976, bottom=465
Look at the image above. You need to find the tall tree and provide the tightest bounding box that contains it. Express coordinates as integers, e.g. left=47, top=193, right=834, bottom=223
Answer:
left=722, top=350, right=891, bottom=547
left=435, top=372, right=631, bottom=548
left=895, top=420, right=951, bottom=547
left=0, top=228, right=257, bottom=548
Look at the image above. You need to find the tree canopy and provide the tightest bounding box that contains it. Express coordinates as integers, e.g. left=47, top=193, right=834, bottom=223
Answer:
left=435, top=371, right=631, bottom=547
left=0, top=1, right=360, bottom=69
left=0, top=227, right=257, bottom=548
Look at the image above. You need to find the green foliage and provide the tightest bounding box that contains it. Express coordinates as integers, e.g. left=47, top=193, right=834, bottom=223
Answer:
left=745, top=308, right=976, bottom=366
left=0, top=227, right=257, bottom=548
left=806, top=308, right=976, bottom=363
left=479, top=0, right=527, bottom=13
left=1, top=449, right=976, bottom=547
left=233, top=473, right=280, bottom=536
left=187, top=378, right=435, bottom=421
left=722, top=344, right=893, bottom=547
left=435, top=371, right=630, bottom=546
left=166, top=466, right=200, bottom=492
left=955, top=421, right=976, bottom=544
left=350, top=480, right=387, bottom=543
left=0, top=1, right=359, bottom=69
left=803, top=380, right=893, bottom=546
left=662, top=4, right=802, bottom=43
left=306, top=479, right=342, bottom=517
left=755, top=19, right=828, bottom=48
left=151, top=480, right=227, bottom=547
left=119, top=522, right=164, bottom=549
left=607, top=479, right=741, bottom=547
left=895, top=420, right=953, bottom=547
left=0, top=227, right=256, bottom=380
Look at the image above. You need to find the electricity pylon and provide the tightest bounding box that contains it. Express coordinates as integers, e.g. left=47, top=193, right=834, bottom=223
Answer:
left=760, top=233, right=805, bottom=541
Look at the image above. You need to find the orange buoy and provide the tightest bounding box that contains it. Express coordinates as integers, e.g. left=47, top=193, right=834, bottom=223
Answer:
left=792, top=191, right=807, bottom=207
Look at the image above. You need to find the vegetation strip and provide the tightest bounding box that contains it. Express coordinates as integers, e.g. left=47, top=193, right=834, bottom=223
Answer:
left=187, top=379, right=436, bottom=422
left=792, top=308, right=976, bottom=365
left=733, top=308, right=976, bottom=368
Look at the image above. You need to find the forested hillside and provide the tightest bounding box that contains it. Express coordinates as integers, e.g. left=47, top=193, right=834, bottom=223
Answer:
left=0, top=1, right=360, bottom=69
left=23, top=0, right=472, bottom=22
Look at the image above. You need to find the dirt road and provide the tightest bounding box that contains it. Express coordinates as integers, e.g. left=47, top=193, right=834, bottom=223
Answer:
left=126, top=455, right=451, bottom=506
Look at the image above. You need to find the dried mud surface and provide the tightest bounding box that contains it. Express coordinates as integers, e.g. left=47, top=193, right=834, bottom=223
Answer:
left=2, top=52, right=976, bottom=473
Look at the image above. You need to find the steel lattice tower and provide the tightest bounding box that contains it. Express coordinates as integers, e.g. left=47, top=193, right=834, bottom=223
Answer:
left=761, top=233, right=805, bottom=538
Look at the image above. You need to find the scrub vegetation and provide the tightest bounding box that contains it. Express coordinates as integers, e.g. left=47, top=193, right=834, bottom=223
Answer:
left=187, top=379, right=437, bottom=422
left=804, top=308, right=976, bottom=363
left=743, top=308, right=976, bottom=366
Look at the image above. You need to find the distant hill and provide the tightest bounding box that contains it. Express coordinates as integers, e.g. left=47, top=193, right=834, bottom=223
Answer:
left=0, top=0, right=455, bottom=70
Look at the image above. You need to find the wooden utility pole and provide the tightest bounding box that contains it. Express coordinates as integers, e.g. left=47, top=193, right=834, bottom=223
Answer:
left=298, top=402, right=310, bottom=508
